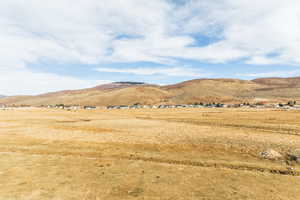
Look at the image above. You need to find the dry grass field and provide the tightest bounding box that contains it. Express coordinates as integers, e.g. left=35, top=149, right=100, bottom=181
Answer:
left=1, top=108, right=300, bottom=200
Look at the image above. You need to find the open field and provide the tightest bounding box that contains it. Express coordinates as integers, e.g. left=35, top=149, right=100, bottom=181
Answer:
left=0, top=108, right=300, bottom=199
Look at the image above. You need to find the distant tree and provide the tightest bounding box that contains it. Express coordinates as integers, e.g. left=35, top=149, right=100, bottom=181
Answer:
left=287, top=100, right=296, bottom=107
left=256, top=102, right=264, bottom=106
left=216, top=103, right=223, bottom=108
left=243, top=102, right=250, bottom=106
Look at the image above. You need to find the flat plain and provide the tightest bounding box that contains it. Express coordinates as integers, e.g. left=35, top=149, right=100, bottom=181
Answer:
left=0, top=108, right=300, bottom=200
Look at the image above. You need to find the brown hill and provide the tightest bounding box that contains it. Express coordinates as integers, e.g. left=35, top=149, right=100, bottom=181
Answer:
left=1, top=78, right=300, bottom=106
left=253, top=77, right=300, bottom=87
left=162, top=79, right=260, bottom=104
left=251, top=77, right=300, bottom=99
left=0, top=95, right=33, bottom=105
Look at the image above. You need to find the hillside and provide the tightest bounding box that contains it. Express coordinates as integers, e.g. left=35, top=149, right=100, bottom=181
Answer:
left=253, top=77, right=300, bottom=86
left=1, top=78, right=300, bottom=106
left=162, top=78, right=261, bottom=103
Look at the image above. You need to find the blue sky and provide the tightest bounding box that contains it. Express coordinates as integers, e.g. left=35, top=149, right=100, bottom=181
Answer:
left=1, top=0, right=300, bottom=95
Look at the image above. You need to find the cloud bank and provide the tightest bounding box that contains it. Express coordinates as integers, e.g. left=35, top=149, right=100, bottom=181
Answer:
left=96, top=66, right=209, bottom=77
left=1, top=0, right=300, bottom=94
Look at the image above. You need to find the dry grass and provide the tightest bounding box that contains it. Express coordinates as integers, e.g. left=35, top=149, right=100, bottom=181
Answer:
left=0, top=108, right=300, bottom=199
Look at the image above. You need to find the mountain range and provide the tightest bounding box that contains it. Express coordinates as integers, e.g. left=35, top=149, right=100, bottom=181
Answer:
left=1, top=77, right=300, bottom=106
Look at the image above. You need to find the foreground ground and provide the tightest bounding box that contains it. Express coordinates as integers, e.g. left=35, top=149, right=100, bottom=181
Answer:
left=0, top=108, right=300, bottom=200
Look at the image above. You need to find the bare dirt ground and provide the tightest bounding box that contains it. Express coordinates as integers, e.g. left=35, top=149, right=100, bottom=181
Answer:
left=0, top=108, right=300, bottom=200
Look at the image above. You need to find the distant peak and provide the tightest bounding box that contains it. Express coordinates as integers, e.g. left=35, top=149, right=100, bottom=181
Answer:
left=113, top=81, right=146, bottom=85
left=91, top=81, right=147, bottom=91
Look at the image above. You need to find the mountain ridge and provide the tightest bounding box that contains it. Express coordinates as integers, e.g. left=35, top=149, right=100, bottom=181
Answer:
left=1, top=77, right=300, bottom=106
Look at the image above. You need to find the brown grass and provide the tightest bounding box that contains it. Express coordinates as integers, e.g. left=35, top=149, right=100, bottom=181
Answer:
left=0, top=108, right=300, bottom=199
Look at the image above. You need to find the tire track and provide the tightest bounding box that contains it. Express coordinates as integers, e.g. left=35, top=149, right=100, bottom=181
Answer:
left=137, top=117, right=300, bottom=137
left=118, top=155, right=300, bottom=177
left=1, top=149, right=299, bottom=177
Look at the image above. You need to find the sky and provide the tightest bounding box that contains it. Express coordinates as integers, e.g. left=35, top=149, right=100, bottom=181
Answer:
left=1, top=0, right=300, bottom=95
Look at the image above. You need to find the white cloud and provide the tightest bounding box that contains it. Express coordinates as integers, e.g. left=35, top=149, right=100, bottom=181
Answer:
left=236, top=70, right=300, bottom=78
left=96, top=66, right=209, bottom=77
left=0, top=0, right=174, bottom=66
left=175, top=0, right=300, bottom=64
left=0, top=68, right=110, bottom=95
left=1, top=0, right=300, bottom=94
left=0, top=0, right=173, bottom=94
left=3, top=0, right=300, bottom=67
left=108, top=0, right=300, bottom=64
